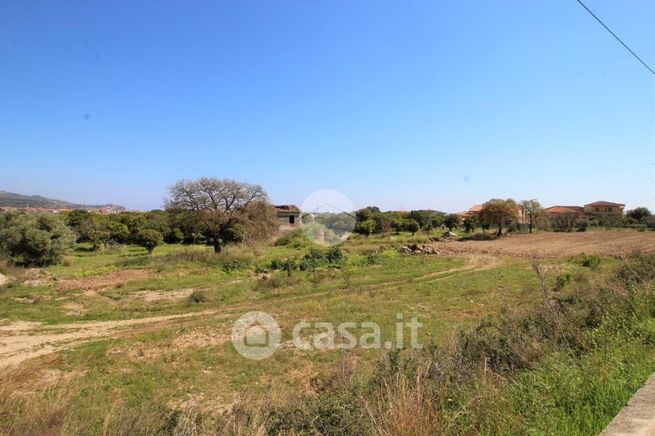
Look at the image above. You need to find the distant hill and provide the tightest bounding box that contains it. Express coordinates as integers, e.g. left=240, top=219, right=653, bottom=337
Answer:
left=0, top=191, right=126, bottom=212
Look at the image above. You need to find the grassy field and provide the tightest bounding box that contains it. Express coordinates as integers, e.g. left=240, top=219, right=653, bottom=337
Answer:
left=0, top=230, right=654, bottom=434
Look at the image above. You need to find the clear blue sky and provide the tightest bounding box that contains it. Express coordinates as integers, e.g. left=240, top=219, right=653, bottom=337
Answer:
left=1, top=0, right=654, bottom=212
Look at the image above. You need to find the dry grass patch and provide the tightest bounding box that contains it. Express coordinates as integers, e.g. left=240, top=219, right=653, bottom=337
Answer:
left=58, top=268, right=153, bottom=291
left=131, top=288, right=197, bottom=302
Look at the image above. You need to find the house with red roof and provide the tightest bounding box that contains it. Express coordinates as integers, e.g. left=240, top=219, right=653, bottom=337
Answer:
left=456, top=204, right=482, bottom=219
left=583, top=201, right=625, bottom=217
left=544, top=205, right=585, bottom=218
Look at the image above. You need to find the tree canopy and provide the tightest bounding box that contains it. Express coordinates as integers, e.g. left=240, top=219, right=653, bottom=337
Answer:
left=519, top=199, right=544, bottom=233
left=479, top=199, right=519, bottom=236
left=165, top=178, right=278, bottom=253
left=626, top=207, right=651, bottom=222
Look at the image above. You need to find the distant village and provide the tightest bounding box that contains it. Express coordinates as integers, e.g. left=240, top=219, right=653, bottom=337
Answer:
left=457, top=200, right=625, bottom=222
left=0, top=205, right=126, bottom=215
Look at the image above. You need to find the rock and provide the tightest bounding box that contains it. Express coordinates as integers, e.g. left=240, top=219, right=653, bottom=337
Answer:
left=399, top=244, right=440, bottom=255
left=0, top=273, right=8, bottom=287
left=442, top=231, right=457, bottom=238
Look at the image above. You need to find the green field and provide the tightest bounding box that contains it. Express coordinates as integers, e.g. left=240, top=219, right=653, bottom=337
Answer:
left=1, top=232, right=654, bottom=435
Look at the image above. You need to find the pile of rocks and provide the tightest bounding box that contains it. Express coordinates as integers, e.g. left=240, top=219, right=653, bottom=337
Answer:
left=399, top=244, right=440, bottom=255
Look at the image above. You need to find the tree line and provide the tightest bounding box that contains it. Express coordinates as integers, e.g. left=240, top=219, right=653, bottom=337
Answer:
left=1, top=177, right=653, bottom=267
left=351, top=199, right=523, bottom=237
left=0, top=178, right=279, bottom=266
left=351, top=199, right=655, bottom=236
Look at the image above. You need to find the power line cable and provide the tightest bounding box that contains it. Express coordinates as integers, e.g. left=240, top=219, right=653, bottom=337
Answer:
left=574, top=0, right=655, bottom=76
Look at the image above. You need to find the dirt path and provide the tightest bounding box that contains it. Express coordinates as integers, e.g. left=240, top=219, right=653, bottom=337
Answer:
left=601, top=373, right=655, bottom=436
left=0, top=311, right=219, bottom=368
left=0, top=255, right=496, bottom=369
left=365, top=254, right=502, bottom=290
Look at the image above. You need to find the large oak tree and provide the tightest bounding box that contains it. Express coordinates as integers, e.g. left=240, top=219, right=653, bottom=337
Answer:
left=479, top=198, right=519, bottom=236
left=165, top=178, right=278, bottom=253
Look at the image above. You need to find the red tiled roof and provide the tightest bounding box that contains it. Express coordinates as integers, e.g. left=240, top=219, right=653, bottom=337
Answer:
left=456, top=204, right=483, bottom=218
left=546, top=206, right=584, bottom=214
left=585, top=201, right=625, bottom=207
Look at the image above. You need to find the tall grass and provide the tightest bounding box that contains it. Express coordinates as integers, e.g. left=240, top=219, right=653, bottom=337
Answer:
left=220, top=252, right=655, bottom=435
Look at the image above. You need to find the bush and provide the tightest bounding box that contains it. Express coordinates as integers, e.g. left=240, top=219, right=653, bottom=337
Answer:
left=137, top=229, right=164, bottom=254
left=354, top=219, right=377, bottom=236
left=326, top=246, right=345, bottom=263
left=576, top=219, right=589, bottom=232
left=273, top=247, right=347, bottom=274
left=221, top=259, right=247, bottom=273
left=555, top=272, right=572, bottom=291
left=578, top=254, right=601, bottom=269
left=187, top=290, right=207, bottom=303
left=274, top=230, right=311, bottom=248
left=0, top=213, right=75, bottom=266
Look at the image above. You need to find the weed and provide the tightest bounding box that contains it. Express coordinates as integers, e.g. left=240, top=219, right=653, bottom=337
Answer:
left=577, top=253, right=602, bottom=269
left=187, top=290, right=207, bottom=303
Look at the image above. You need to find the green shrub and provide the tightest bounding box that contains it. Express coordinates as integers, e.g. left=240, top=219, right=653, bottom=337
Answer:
left=555, top=272, right=572, bottom=291
left=221, top=259, right=247, bottom=273
left=137, top=229, right=164, bottom=254
left=0, top=213, right=75, bottom=266
left=615, top=252, right=655, bottom=287
left=274, top=230, right=311, bottom=248
left=326, top=246, right=345, bottom=263
left=578, top=254, right=601, bottom=269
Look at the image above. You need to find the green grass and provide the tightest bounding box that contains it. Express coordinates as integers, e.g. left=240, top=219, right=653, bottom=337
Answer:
left=0, top=237, right=653, bottom=435
left=510, top=338, right=655, bottom=434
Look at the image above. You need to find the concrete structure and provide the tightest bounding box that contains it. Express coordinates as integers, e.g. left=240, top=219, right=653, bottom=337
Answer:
left=275, top=205, right=301, bottom=231
left=601, top=372, right=655, bottom=436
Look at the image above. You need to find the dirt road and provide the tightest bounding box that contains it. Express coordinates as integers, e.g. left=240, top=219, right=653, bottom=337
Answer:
left=0, top=311, right=220, bottom=368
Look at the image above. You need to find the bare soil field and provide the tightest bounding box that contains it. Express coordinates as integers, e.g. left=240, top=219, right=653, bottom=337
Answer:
left=437, top=231, right=655, bottom=258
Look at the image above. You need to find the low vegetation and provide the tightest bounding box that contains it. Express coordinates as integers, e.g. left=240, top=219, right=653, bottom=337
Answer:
left=1, top=180, right=654, bottom=434
left=0, top=229, right=653, bottom=434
